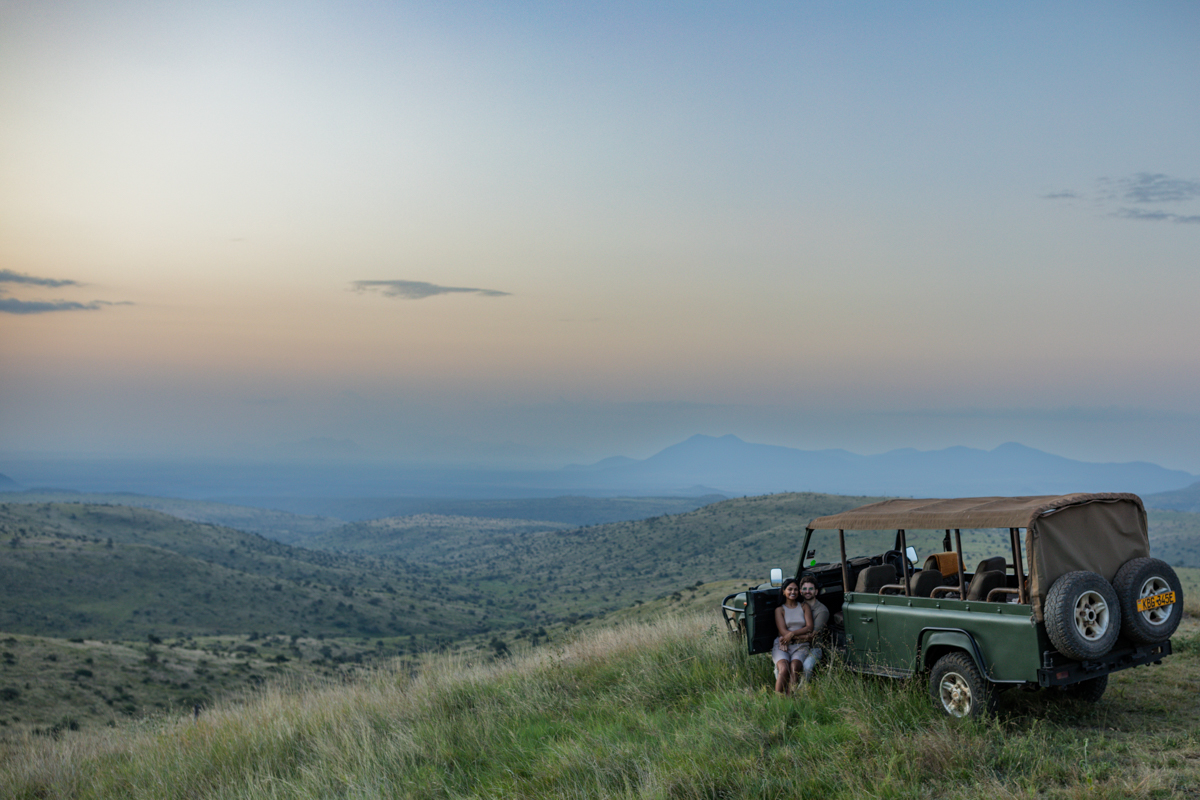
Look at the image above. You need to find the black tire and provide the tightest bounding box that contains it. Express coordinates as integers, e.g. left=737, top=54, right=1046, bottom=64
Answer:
left=929, top=652, right=995, bottom=719
left=1112, top=558, right=1183, bottom=644
left=1044, top=571, right=1121, bottom=661
left=1056, top=674, right=1108, bottom=703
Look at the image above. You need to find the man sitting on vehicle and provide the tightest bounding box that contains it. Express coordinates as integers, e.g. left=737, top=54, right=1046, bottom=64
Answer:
left=796, top=574, right=829, bottom=681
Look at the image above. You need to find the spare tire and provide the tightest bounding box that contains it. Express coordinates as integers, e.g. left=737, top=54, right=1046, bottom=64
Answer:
left=1113, top=557, right=1183, bottom=644
left=1044, top=571, right=1121, bottom=661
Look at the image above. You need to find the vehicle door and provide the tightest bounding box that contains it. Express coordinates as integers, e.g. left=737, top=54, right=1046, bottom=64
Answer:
left=841, top=593, right=881, bottom=664
left=745, top=588, right=783, bottom=656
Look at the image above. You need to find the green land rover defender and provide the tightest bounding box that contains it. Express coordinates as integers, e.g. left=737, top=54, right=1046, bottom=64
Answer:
left=721, top=493, right=1183, bottom=717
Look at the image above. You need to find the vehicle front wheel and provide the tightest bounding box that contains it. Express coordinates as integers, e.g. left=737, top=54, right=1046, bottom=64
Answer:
left=1044, top=571, right=1121, bottom=661
left=929, top=652, right=995, bottom=719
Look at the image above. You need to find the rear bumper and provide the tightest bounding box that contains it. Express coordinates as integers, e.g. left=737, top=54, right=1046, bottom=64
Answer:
left=1038, top=640, right=1172, bottom=687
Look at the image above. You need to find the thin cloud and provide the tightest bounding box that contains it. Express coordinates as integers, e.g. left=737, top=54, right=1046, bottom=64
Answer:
left=1119, top=173, right=1200, bottom=204
left=351, top=279, right=511, bottom=300
left=1115, top=208, right=1200, bottom=224
left=0, top=269, right=81, bottom=288
left=0, top=298, right=133, bottom=315
left=1044, top=172, right=1200, bottom=224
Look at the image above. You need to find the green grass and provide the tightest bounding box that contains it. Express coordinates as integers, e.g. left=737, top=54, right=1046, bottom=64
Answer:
left=4, top=613, right=1199, bottom=799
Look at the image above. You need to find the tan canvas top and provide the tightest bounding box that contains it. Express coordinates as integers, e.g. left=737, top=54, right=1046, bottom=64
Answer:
left=808, top=493, right=1149, bottom=620
left=807, top=493, right=1144, bottom=532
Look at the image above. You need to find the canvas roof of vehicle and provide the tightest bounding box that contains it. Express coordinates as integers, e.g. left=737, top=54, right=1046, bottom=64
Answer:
left=808, top=493, right=1149, bottom=621
left=806, top=493, right=1145, bottom=533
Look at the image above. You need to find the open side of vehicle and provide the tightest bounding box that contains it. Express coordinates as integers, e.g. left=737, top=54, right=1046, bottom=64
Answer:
left=721, top=493, right=1183, bottom=718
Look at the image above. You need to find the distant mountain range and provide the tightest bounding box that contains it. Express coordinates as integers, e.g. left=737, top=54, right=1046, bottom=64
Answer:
left=563, top=435, right=1198, bottom=499
left=1143, top=481, right=1200, bottom=513
left=0, top=437, right=1194, bottom=502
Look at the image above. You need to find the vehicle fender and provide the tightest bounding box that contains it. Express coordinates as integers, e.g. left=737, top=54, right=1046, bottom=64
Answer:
left=919, top=629, right=988, bottom=678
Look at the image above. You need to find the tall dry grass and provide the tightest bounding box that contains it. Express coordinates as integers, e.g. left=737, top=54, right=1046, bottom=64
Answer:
left=4, top=613, right=1199, bottom=799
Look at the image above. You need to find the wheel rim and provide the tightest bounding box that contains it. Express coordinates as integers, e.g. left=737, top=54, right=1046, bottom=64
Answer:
left=1138, top=576, right=1174, bottom=627
left=938, top=671, right=973, bottom=717
left=1072, top=590, right=1110, bottom=641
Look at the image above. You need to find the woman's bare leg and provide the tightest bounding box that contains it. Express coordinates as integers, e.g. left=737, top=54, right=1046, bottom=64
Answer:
left=775, top=659, right=791, bottom=694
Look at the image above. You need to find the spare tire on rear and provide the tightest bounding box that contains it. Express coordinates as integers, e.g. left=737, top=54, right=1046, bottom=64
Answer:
left=1112, top=557, right=1183, bottom=644
left=1044, top=571, right=1121, bottom=661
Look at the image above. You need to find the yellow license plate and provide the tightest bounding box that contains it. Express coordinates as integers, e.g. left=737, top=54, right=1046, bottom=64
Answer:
left=1137, top=591, right=1176, bottom=612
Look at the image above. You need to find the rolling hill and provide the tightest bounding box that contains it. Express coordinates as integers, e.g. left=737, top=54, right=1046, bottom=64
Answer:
left=0, top=502, right=520, bottom=641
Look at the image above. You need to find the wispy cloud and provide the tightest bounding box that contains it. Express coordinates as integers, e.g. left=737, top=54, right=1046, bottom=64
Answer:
left=0, top=298, right=133, bottom=315
left=0, top=269, right=82, bottom=288
left=1115, top=208, right=1200, bottom=224
left=351, top=279, right=511, bottom=300
left=1116, top=173, right=1200, bottom=204
left=1044, top=172, right=1200, bottom=224
left=0, top=269, right=134, bottom=313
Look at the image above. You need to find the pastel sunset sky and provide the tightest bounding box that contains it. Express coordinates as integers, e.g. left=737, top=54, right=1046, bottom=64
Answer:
left=2, top=1, right=1199, bottom=470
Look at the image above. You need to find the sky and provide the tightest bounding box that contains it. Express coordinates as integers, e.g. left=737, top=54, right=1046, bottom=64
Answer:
left=2, top=1, right=1200, bottom=472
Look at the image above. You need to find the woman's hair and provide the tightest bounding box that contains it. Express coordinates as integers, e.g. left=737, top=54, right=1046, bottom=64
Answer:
left=779, top=577, right=799, bottom=600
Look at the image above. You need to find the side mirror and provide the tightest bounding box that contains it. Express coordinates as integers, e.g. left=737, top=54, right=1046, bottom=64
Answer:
left=906, top=546, right=918, bottom=566
left=769, top=568, right=783, bottom=587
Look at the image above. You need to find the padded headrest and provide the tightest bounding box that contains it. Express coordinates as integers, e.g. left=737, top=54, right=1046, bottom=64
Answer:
left=855, top=564, right=898, bottom=594
left=966, top=570, right=1007, bottom=602
left=975, top=556, right=1006, bottom=574
left=909, top=569, right=945, bottom=598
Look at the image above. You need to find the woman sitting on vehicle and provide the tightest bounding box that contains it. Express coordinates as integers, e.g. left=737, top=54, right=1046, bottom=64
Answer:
left=772, top=577, right=813, bottom=695
left=796, top=574, right=829, bottom=681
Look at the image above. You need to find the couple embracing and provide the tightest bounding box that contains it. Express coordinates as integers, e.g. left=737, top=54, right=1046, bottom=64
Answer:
left=772, top=574, right=827, bottom=695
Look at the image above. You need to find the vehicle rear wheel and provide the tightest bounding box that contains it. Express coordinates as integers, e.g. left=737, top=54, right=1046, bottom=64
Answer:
left=929, top=652, right=995, bottom=718
left=1056, top=674, right=1107, bottom=703
left=1044, top=571, right=1121, bottom=661
left=1112, top=558, right=1183, bottom=644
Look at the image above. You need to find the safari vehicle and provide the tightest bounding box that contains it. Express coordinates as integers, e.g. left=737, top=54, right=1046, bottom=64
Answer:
left=721, top=493, right=1183, bottom=717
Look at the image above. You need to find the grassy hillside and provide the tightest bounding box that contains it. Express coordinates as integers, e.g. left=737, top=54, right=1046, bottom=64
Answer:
left=0, top=627, right=469, bottom=740
left=4, top=612, right=1198, bottom=799
left=1147, top=510, right=1200, bottom=568
left=4, top=494, right=1194, bottom=642
left=0, top=491, right=343, bottom=544
left=0, top=502, right=527, bottom=641
left=1145, top=481, right=1200, bottom=513
left=309, top=492, right=883, bottom=623
left=306, top=513, right=571, bottom=554
left=0, top=491, right=730, bottom=544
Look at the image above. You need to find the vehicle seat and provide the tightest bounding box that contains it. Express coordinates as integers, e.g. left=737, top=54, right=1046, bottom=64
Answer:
left=966, top=570, right=1007, bottom=601
left=976, top=556, right=1006, bottom=574
left=909, top=569, right=945, bottom=598
left=923, top=552, right=960, bottom=578
left=855, top=564, right=897, bottom=594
